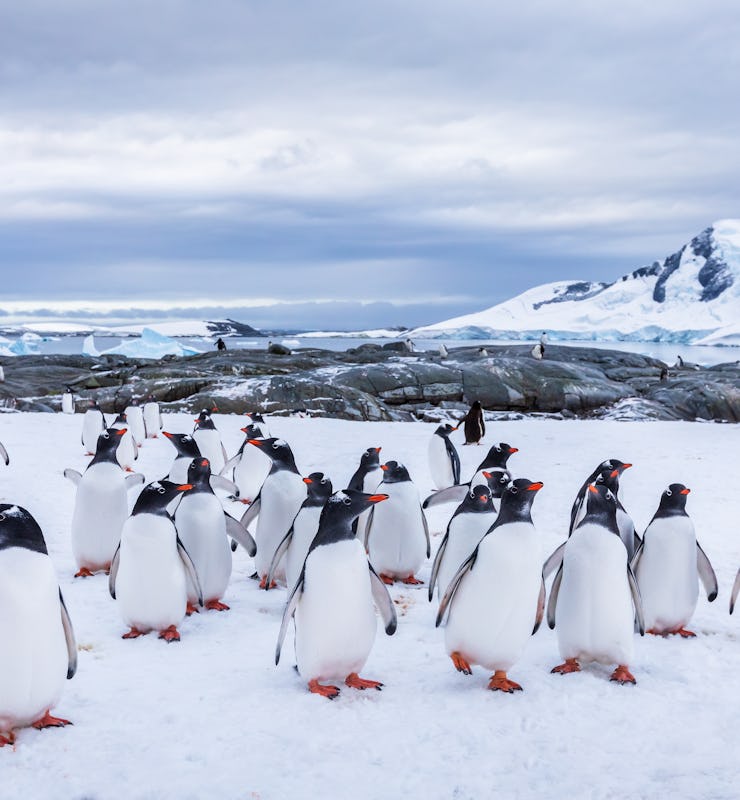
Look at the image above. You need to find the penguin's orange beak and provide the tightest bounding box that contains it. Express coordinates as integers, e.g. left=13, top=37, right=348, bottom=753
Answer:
left=479, top=494, right=488, bottom=503
left=380, top=464, right=388, bottom=471
left=248, top=439, right=263, bottom=446
left=240, top=427, right=249, bottom=434
left=368, top=494, right=388, bottom=503
left=681, top=487, right=691, bottom=494
left=303, top=477, right=313, bottom=484
left=623, top=463, right=633, bottom=469
left=527, top=482, right=544, bottom=491
left=588, top=484, right=599, bottom=494
left=177, top=484, right=193, bottom=491
left=482, top=471, right=492, bottom=479
left=375, top=447, right=381, bottom=453
left=116, top=428, right=127, bottom=436
left=201, top=459, right=209, bottom=467
left=162, top=431, right=174, bottom=439
left=508, top=447, right=518, bottom=453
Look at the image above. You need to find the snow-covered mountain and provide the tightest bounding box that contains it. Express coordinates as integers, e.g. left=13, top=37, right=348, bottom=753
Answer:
left=411, top=219, right=740, bottom=345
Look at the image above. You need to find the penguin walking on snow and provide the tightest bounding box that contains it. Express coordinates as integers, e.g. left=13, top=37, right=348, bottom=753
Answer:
left=81, top=401, right=105, bottom=454
left=143, top=398, right=162, bottom=439
left=632, top=484, right=717, bottom=637
left=110, top=480, right=203, bottom=641
left=347, top=446, right=382, bottom=539
left=0, top=504, right=77, bottom=746
left=548, top=484, right=644, bottom=684
left=193, top=409, right=228, bottom=475
left=275, top=489, right=396, bottom=699
left=463, top=400, right=485, bottom=445
left=428, top=424, right=461, bottom=490
left=436, top=479, right=545, bottom=692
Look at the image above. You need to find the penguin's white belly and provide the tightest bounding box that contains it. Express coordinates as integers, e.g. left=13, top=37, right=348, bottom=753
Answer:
left=81, top=412, right=103, bottom=453
left=62, top=394, right=74, bottom=414
left=175, top=494, right=231, bottom=603
left=295, top=540, right=377, bottom=681
left=143, top=404, right=160, bottom=437
left=354, top=471, right=379, bottom=541
left=116, top=516, right=187, bottom=631
left=556, top=524, right=634, bottom=665
left=168, top=457, right=191, bottom=485
left=254, top=471, right=306, bottom=581
left=636, top=518, right=698, bottom=631
left=0, top=549, right=68, bottom=732
left=71, top=463, right=128, bottom=569
left=436, top=512, right=493, bottom=598
left=445, top=525, right=541, bottom=670
left=233, top=448, right=271, bottom=503
left=115, top=430, right=137, bottom=470
left=194, top=430, right=225, bottom=474
left=286, top=506, right=323, bottom=592
left=428, top=437, right=454, bottom=489
left=367, top=483, right=427, bottom=578
left=124, top=407, right=145, bottom=446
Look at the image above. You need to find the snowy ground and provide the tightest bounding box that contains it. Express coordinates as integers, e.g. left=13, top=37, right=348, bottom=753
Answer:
left=0, top=412, right=738, bottom=799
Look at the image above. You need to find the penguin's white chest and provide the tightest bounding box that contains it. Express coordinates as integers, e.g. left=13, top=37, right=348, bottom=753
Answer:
left=194, top=429, right=225, bottom=474
left=295, top=540, right=377, bottom=681
left=124, top=406, right=145, bottom=446
left=81, top=411, right=104, bottom=452
left=354, top=469, right=380, bottom=541
left=436, top=510, right=493, bottom=598
left=169, top=456, right=192, bottom=485
left=233, top=447, right=272, bottom=503
left=0, top=549, right=68, bottom=732
left=444, top=523, right=541, bottom=671
left=367, top=482, right=427, bottom=579
left=114, top=429, right=137, bottom=470
left=62, top=393, right=74, bottom=414
left=636, top=516, right=698, bottom=631
left=254, top=471, right=306, bottom=581
left=143, top=404, right=160, bottom=437
left=286, top=505, right=323, bottom=592
left=428, top=437, right=454, bottom=489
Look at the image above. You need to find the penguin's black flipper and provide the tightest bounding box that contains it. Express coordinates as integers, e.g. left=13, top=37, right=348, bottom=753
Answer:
left=59, top=590, right=78, bottom=680
left=224, top=513, right=257, bottom=557
left=435, top=549, right=478, bottom=628
left=239, top=494, right=262, bottom=530
left=730, top=568, right=740, bottom=614
left=266, top=526, right=295, bottom=589
left=276, top=571, right=304, bottom=665
left=630, top=538, right=645, bottom=572
left=421, top=507, right=431, bottom=559
left=627, top=565, right=645, bottom=635
left=444, top=437, right=461, bottom=486
left=108, top=544, right=121, bottom=600
left=568, top=490, right=586, bottom=536
left=422, top=484, right=467, bottom=510
left=532, top=575, right=546, bottom=635
left=547, top=564, right=564, bottom=630
left=0, top=441, right=8, bottom=466
left=177, top=537, right=204, bottom=607
left=369, top=565, right=397, bottom=635
left=210, top=475, right=239, bottom=496
left=542, top=542, right=565, bottom=580
left=428, top=531, right=450, bottom=602
left=696, top=543, right=718, bottom=602
left=64, top=468, right=82, bottom=486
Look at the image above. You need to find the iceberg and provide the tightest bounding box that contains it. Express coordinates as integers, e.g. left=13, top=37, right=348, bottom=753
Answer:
left=94, top=328, right=202, bottom=359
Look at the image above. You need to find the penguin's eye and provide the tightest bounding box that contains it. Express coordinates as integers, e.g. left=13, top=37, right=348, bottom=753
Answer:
left=342, top=496, right=351, bottom=505
left=495, top=446, right=501, bottom=452
left=499, top=476, right=507, bottom=484
left=510, top=486, right=518, bottom=494
left=157, top=487, right=166, bottom=494
left=666, top=489, right=672, bottom=496
left=272, top=442, right=279, bottom=450
left=320, top=478, right=327, bottom=484
left=604, top=461, right=612, bottom=469
left=183, top=435, right=191, bottom=442
left=0, top=514, right=4, bottom=521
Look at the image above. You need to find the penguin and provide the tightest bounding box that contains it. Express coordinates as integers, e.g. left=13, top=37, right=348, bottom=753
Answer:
left=547, top=483, right=644, bottom=684
left=163, top=431, right=203, bottom=484
left=123, top=401, right=146, bottom=447
left=436, top=479, right=545, bottom=692
left=428, top=424, right=461, bottom=490
left=109, top=480, right=203, bottom=641
left=462, top=400, right=485, bottom=445
left=275, top=489, right=396, bottom=699
left=632, top=484, right=717, bottom=637
left=477, top=347, right=489, bottom=357
left=428, top=484, right=496, bottom=601
left=438, top=343, right=449, bottom=358
left=0, top=441, right=8, bottom=466
left=221, top=424, right=271, bottom=504
left=568, top=460, right=633, bottom=538
left=0, top=505, right=77, bottom=746
left=364, top=461, right=430, bottom=585
left=531, top=343, right=544, bottom=360
left=267, top=472, right=334, bottom=592
left=81, top=401, right=105, bottom=454
left=347, top=446, right=382, bottom=539
left=239, top=438, right=307, bottom=589
left=110, top=412, right=138, bottom=471
left=193, top=410, right=229, bottom=475
left=174, top=458, right=256, bottom=612
left=64, top=428, right=145, bottom=577
left=245, top=411, right=270, bottom=437
left=61, top=386, right=75, bottom=415
left=143, top=398, right=162, bottom=439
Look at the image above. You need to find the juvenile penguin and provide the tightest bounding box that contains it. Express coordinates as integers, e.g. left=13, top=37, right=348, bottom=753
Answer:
left=81, top=401, right=105, bottom=454
left=463, top=400, right=485, bottom=445
left=123, top=401, right=146, bottom=447
left=110, top=412, right=138, bottom=471
left=175, top=459, right=256, bottom=612
left=65, top=428, right=145, bottom=577
left=0, top=504, right=77, bottom=745
left=428, top=424, right=461, bottom=490
left=143, top=398, right=162, bottom=439
left=222, top=424, right=271, bottom=504
left=436, top=479, right=545, bottom=692
left=364, top=461, right=430, bottom=585
left=347, top=446, right=382, bottom=538
left=193, top=410, right=228, bottom=475
left=110, top=480, right=202, bottom=641
left=275, top=489, right=396, bottom=699
left=548, top=484, right=644, bottom=684
left=239, top=438, right=307, bottom=589
left=632, top=484, right=717, bottom=637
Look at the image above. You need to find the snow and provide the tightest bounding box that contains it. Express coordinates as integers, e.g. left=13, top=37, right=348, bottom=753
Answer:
left=300, top=329, right=406, bottom=339
left=89, top=328, right=202, bottom=359
left=1, top=413, right=738, bottom=798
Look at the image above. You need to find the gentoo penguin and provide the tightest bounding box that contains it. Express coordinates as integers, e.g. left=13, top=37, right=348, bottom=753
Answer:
left=245, top=411, right=270, bottom=437
left=110, top=480, right=203, bottom=641
left=568, top=460, right=632, bottom=538
left=193, top=410, right=228, bottom=475
left=428, top=424, right=461, bottom=490
left=143, top=398, right=162, bottom=439
left=548, top=484, right=644, bottom=684
left=239, top=438, right=307, bottom=589
left=463, top=400, right=485, bottom=445
left=0, top=504, right=77, bottom=745
left=81, top=401, right=105, bottom=454
left=175, top=458, right=255, bottom=612
left=163, top=431, right=203, bottom=484
left=110, top=412, right=138, bottom=471
left=65, top=428, right=145, bottom=577
left=531, top=343, right=544, bottom=360
left=123, top=401, right=146, bottom=447
left=632, top=484, right=717, bottom=637
left=347, top=446, right=382, bottom=539
left=438, top=343, right=449, bottom=358
left=61, top=386, right=75, bottom=414
left=436, top=479, right=545, bottom=692
left=364, top=461, right=430, bottom=585
left=428, top=484, right=496, bottom=601
left=267, top=472, right=334, bottom=592
left=275, top=489, right=396, bottom=699
left=221, top=424, right=271, bottom=504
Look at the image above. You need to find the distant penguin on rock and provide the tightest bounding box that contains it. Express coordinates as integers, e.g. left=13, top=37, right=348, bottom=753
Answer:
left=531, top=343, right=544, bottom=360
left=428, top=424, right=461, bottom=490
left=438, top=343, right=449, bottom=359
left=463, top=401, right=485, bottom=445
left=347, top=446, right=382, bottom=539
left=81, top=401, right=105, bottom=455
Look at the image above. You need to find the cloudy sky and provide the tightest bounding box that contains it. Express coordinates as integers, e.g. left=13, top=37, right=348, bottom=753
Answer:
left=2, top=0, right=739, bottom=330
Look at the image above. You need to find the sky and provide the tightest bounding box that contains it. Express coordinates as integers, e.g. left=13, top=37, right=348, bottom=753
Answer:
left=2, top=0, right=740, bottom=330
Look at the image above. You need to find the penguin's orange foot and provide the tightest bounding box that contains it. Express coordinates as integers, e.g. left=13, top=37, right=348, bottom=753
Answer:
left=125, top=467, right=135, bottom=473
left=158, top=625, right=180, bottom=643
left=610, top=665, right=636, bottom=684
left=122, top=627, right=144, bottom=639
left=0, top=732, right=15, bottom=746
left=451, top=651, right=473, bottom=675
left=31, top=711, right=72, bottom=729
left=258, top=576, right=277, bottom=590
left=74, top=567, right=94, bottom=578
left=551, top=658, right=580, bottom=675
left=345, top=673, right=383, bottom=691
left=647, top=628, right=665, bottom=636
left=185, top=602, right=199, bottom=616
left=487, top=671, right=522, bottom=693
left=205, top=599, right=230, bottom=611
left=673, top=627, right=696, bottom=638
left=379, top=573, right=395, bottom=585
left=400, top=574, right=423, bottom=585
left=308, top=679, right=340, bottom=699
left=240, top=498, right=251, bottom=504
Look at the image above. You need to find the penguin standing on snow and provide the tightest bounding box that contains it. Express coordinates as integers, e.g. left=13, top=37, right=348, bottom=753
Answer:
left=221, top=423, right=271, bottom=505
left=0, top=504, right=77, bottom=746
left=632, top=484, right=717, bottom=637
left=81, top=401, right=105, bottom=454
left=463, top=401, right=485, bottom=445
left=143, top=397, right=162, bottom=439
left=548, top=484, right=644, bottom=684
left=428, top=424, right=461, bottom=490
left=110, top=412, right=138, bottom=471
left=123, top=401, right=146, bottom=447
left=347, top=446, right=382, bottom=538
left=365, top=461, right=430, bottom=585
left=110, top=480, right=203, bottom=642
left=436, top=479, right=545, bottom=692
left=61, top=386, right=75, bottom=415
left=193, top=409, right=228, bottom=475
left=275, top=489, right=396, bottom=699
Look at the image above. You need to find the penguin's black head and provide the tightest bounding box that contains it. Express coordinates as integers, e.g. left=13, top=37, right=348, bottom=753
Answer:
left=162, top=431, right=202, bottom=459
left=434, top=424, right=457, bottom=438
left=380, top=461, right=411, bottom=483
left=248, top=438, right=299, bottom=473
left=461, top=484, right=494, bottom=513
left=479, top=442, right=519, bottom=470
left=656, top=483, right=690, bottom=516
left=312, top=489, right=389, bottom=549
left=193, top=411, right=216, bottom=431
left=0, top=504, right=47, bottom=555
left=303, top=472, right=333, bottom=505
left=186, top=457, right=213, bottom=484
left=594, top=466, right=621, bottom=494
left=470, top=401, right=482, bottom=411
left=132, top=480, right=191, bottom=516
left=494, top=479, right=543, bottom=526
left=359, top=447, right=381, bottom=469
left=579, top=483, right=620, bottom=534
left=240, top=424, right=264, bottom=439
left=597, top=460, right=632, bottom=478
left=90, top=427, right=127, bottom=464
left=113, top=412, right=127, bottom=425
left=481, top=469, right=511, bottom=498
left=249, top=412, right=265, bottom=424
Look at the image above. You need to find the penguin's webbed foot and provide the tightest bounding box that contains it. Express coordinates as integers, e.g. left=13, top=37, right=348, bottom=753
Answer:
left=205, top=599, right=230, bottom=611
left=451, top=651, right=473, bottom=675
left=673, top=627, right=696, bottom=638
left=308, top=679, right=340, bottom=700
left=258, top=576, right=277, bottom=590
left=551, top=658, right=580, bottom=675
left=158, top=625, right=181, bottom=643
left=122, top=627, right=145, bottom=639
left=31, top=711, right=73, bottom=730
left=487, top=671, right=522, bottom=693
left=185, top=602, right=200, bottom=616
left=74, top=567, right=95, bottom=578
left=345, top=673, right=383, bottom=691
left=610, top=665, right=636, bottom=685
left=379, top=573, right=395, bottom=585
left=400, top=574, right=423, bottom=585
left=0, top=732, right=16, bottom=747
